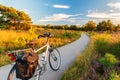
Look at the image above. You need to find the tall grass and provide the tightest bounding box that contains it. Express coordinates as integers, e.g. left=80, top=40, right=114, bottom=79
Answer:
left=94, top=33, right=120, bottom=57
left=0, top=30, right=36, bottom=51
left=108, top=70, right=120, bottom=80
left=0, top=29, right=81, bottom=66
left=61, top=32, right=120, bottom=80
left=61, top=37, right=99, bottom=80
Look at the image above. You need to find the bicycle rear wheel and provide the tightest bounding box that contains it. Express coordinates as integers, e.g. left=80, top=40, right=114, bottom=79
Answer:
left=48, top=48, right=61, bottom=71
left=7, top=65, right=21, bottom=80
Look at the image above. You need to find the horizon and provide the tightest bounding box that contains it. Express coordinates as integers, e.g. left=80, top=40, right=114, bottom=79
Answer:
left=0, top=0, right=120, bottom=25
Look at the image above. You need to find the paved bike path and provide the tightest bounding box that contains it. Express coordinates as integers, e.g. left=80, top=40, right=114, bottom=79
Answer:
left=0, top=33, right=90, bottom=80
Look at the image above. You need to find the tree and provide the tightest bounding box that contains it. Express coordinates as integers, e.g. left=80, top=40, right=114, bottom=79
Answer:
left=83, top=21, right=96, bottom=31
left=115, top=24, right=120, bottom=32
left=63, top=24, right=69, bottom=30
left=0, top=4, right=31, bottom=30
left=97, top=20, right=115, bottom=31
left=46, top=24, right=51, bottom=28
left=69, top=25, right=78, bottom=30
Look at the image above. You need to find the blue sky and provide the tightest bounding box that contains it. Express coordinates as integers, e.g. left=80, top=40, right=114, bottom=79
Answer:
left=0, top=0, right=120, bottom=25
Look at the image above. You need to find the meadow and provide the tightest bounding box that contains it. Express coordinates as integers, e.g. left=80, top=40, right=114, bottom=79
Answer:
left=0, top=28, right=81, bottom=66
left=61, top=32, right=120, bottom=80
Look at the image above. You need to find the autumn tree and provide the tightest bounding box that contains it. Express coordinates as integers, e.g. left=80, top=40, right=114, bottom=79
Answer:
left=115, top=24, right=120, bottom=32
left=63, top=24, right=69, bottom=30
left=97, top=20, right=115, bottom=31
left=0, top=4, right=31, bottom=30
left=83, top=21, right=96, bottom=31
left=69, top=25, right=79, bottom=30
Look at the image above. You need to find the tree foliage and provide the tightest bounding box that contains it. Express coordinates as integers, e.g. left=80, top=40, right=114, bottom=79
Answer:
left=0, top=4, right=31, bottom=30
left=97, top=20, right=115, bottom=31
left=115, top=24, right=120, bottom=32
left=83, top=21, right=96, bottom=31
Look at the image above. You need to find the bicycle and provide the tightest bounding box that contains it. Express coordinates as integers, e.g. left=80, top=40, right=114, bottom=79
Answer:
left=7, top=32, right=61, bottom=80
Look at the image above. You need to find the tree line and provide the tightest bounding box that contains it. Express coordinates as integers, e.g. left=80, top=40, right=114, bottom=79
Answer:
left=37, top=20, right=120, bottom=32
left=0, top=4, right=120, bottom=31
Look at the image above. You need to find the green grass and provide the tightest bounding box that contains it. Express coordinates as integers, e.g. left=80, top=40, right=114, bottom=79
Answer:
left=108, top=70, right=120, bottom=80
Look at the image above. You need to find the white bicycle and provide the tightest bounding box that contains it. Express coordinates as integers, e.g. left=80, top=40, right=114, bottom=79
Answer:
left=7, top=32, right=61, bottom=80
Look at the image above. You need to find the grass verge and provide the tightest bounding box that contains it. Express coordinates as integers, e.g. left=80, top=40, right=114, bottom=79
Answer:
left=61, top=32, right=120, bottom=80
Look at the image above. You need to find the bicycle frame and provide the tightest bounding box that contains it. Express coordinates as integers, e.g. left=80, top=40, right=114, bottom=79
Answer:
left=35, top=42, right=50, bottom=63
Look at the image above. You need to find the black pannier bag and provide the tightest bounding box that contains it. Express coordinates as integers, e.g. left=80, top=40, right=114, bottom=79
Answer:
left=15, top=51, right=39, bottom=80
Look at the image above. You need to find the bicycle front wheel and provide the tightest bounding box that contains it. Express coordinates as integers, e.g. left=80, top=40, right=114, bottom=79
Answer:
left=48, top=48, right=61, bottom=71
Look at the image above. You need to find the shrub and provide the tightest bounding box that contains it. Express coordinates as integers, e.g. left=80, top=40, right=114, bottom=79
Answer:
left=99, top=53, right=118, bottom=68
left=0, top=47, right=4, bottom=53
left=108, top=70, right=120, bottom=80
left=109, top=42, right=120, bottom=57
left=62, top=32, right=72, bottom=38
left=94, top=38, right=109, bottom=55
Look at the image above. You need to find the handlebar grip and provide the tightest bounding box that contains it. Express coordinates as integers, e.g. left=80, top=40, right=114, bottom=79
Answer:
left=38, top=35, right=45, bottom=39
left=38, top=32, right=54, bottom=38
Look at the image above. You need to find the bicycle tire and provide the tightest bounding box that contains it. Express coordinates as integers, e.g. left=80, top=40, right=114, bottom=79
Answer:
left=7, top=65, right=17, bottom=80
left=48, top=48, right=61, bottom=71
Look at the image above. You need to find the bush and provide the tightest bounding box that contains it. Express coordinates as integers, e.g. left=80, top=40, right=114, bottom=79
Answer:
left=0, top=47, right=4, bottom=53
left=94, top=38, right=109, bottom=55
left=99, top=53, right=118, bottom=68
left=109, top=42, right=120, bottom=57
left=108, top=70, right=120, bottom=80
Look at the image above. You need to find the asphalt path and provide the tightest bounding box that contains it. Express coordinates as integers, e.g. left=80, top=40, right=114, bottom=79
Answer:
left=0, top=33, right=90, bottom=80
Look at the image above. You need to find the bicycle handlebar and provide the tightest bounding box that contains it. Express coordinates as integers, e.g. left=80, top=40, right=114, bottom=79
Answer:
left=38, top=32, right=54, bottom=39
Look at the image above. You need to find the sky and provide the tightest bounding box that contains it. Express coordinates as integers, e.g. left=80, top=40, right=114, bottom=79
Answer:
left=0, top=0, right=120, bottom=25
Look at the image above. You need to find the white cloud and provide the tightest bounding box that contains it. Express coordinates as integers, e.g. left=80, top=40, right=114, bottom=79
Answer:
left=86, top=2, right=120, bottom=24
left=39, top=13, right=82, bottom=23
left=107, top=2, right=120, bottom=9
left=87, top=11, right=120, bottom=19
left=86, top=11, right=120, bottom=24
left=87, top=12, right=109, bottom=19
left=109, top=10, right=114, bottom=12
left=110, top=13, right=120, bottom=17
left=53, top=5, right=70, bottom=9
